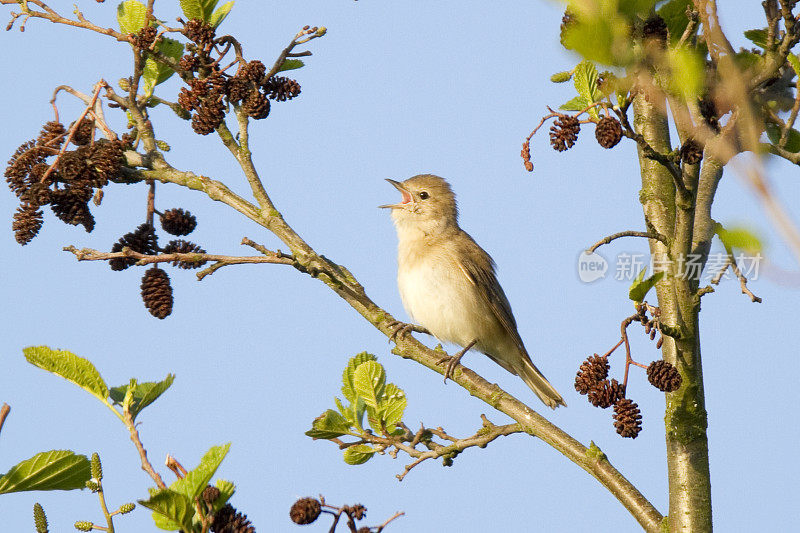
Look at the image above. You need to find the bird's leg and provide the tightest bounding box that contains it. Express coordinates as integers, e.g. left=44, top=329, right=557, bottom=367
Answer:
left=387, top=320, right=431, bottom=343
left=437, top=340, right=477, bottom=383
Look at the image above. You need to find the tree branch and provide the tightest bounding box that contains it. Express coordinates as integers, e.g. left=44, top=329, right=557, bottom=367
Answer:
left=587, top=230, right=667, bottom=254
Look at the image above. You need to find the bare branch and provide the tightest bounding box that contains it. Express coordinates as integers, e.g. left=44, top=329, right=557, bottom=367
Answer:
left=587, top=230, right=667, bottom=253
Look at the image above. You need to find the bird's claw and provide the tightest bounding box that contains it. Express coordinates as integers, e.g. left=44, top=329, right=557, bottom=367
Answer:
left=387, top=320, right=429, bottom=343
left=436, top=340, right=476, bottom=384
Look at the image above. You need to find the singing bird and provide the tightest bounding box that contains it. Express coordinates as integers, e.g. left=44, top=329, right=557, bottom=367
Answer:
left=380, top=174, right=565, bottom=409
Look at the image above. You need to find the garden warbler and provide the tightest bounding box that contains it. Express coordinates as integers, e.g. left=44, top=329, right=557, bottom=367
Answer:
left=380, top=174, right=565, bottom=409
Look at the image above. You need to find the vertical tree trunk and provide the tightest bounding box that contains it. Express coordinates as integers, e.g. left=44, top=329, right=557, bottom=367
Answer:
left=633, top=95, right=713, bottom=532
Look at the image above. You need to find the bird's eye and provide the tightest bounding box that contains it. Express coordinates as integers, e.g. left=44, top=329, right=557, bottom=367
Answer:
left=419, top=191, right=429, bottom=200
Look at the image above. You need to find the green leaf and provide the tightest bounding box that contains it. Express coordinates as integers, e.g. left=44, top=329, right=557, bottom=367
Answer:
left=628, top=269, right=664, bottom=303
left=353, top=360, right=386, bottom=410
left=765, top=122, right=800, bottom=153
left=342, top=444, right=376, bottom=465
left=559, top=95, right=588, bottom=112
left=169, top=443, right=230, bottom=501
left=0, top=451, right=91, bottom=494
left=618, top=0, right=657, bottom=19
left=210, top=479, right=235, bottom=514
left=334, top=397, right=352, bottom=423
left=667, top=47, right=705, bottom=100
left=278, top=59, right=305, bottom=73
left=744, top=29, right=768, bottom=49
left=138, top=489, right=194, bottom=531
left=381, top=383, right=406, bottom=428
left=561, top=14, right=632, bottom=66
left=788, top=54, right=800, bottom=77
left=550, top=70, right=573, bottom=83
left=715, top=224, right=763, bottom=253
left=657, top=0, right=693, bottom=44
left=24, top=347, right=108, bottom=402
left=117, top=0, right=147, bottom=34
left=209, top=1, right=234, bottom=28
left=142, top=37, right=184, bottom=93
left=109, top=374, right=175, bottom=420
left=573, top=60, right=601, bottom=117
left=179, top=0, right=205, bottom=21
left=341, top=352, right=377, bottom=403
left=306, top=409, right=352, bottom=439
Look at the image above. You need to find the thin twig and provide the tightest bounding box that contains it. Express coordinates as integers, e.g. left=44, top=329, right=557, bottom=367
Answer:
left=375, top=511, right=405, bottom=532
left=124, top=409, right=166, bottom=489
left=587, top=230, right=667, bottom=253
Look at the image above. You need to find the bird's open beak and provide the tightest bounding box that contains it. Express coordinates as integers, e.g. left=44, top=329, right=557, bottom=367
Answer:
left=379, top=179, right=413, bottom=209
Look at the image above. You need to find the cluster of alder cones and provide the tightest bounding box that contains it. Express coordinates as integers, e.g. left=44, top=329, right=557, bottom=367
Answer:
left=290, top=497, right=373, bottom=533
left=109, top=207, right=205, bottom=319
left=173, top=19, right=301, bottom=135
left=575, top=354, right=682, bottom=439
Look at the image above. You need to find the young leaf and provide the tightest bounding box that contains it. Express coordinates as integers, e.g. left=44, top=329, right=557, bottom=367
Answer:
left=179, top=0, right=205, bottom=21
left=201, top=0, right=220, bottom=20
left=381, top=383, right=406, bottom=428
left=209, top=479, right=235, bottom=514
left=142, top=38, right=184, bottom=93
left=109, top=374, right=175, bottom=420
left=0, top=451, right=91, bottom=494
left=715, top=224, right=763, bottom=253
left=117, top=0, right=148, bottom=34
left=573, top=60, right=601, bottom=103
left=138, top=488, right=194, bottom=531
left=353, top=360, right=386, bottom=410
left=765, top=122, right=800, bottom=153
left=744, top=28, right=768, bottom=49
left=209, top=1, right=234, bottom=28
left=23, top=347, right=108, bottom=402
left=667, top=48, right=705, bottom=100
left=334, top=397, right=352, bottom=423
left=278, top=59, right=305, bottom=73
left=341, top=352, right=377, bottom=402
left=305, top=409, right=352, bottom=439
left=559, top=95, right=589, bottom=112
left=168, top=443, right=231, bottom=501
left=629, top=270, right=664, bottom=303
left=342, top=444, right=376, bottom=465
left=657, top=0, right=693, bottom=44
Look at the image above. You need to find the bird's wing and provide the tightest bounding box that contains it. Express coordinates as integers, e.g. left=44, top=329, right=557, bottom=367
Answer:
left=454, top=232, right=528, bottom=357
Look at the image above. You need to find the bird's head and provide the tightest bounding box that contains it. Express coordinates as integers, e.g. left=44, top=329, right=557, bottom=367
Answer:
left=380, top=174, right=458, bottom=236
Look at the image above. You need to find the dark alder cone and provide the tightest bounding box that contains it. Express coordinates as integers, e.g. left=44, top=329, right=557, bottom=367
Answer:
left=242, top=90, right=271, bottom=119
left=192, top=94, right=226, bottom=135
left=50, top=188, right=95, bottom=232
left=642, top=15, right=668, bottom=47
left=21, top=181, right=51, bottom=206
left=350, top=504, right=366, bottom=520
left=587, top=378, right=625, bottom=408
left=595, top=116, right=623, bottom=149
left=226, top=76, right=254, bottom=103
left=131, top=25, right=157, bottom=49
left=549, top=115, right=580, bottom=152
left=162, top=239, right=207, bottom=269
left=357, top=528, right=371, bottom=533
left=574, top=354, right=609, bottom=394
left=202, top=485, right=221, bottom=505
left=206, top=71, right=228, bottom=95
left=6, top=140, right=49, bottom=198
left=109, top=223, right=158, bottom=271
left=262, top=76, right=301, bottom=101
left=37, top=121, right=66, bottom=147
left=290, top=497, right=321, bottom=525
left=698, top=95, right=720, bottom=132
left=57, top=151, right=86, bottom=180
left=86, top=140, right=125, bottom=186
left=184, top=18, right=215, bottom=46
left=12, top=203, right=44, bottom=245
left=681, top=139, right=703, bottom=164
left=160, top=208, right=197, bottom=235
left=646, top=360, right=683, bottom=392
left=210, top=503, right=255, bottom=533
left=179, top=53, right=200, bottom=73
left=241, top=60, right=266, bottom=83
left=141, top=267, right=173, bottom=319
left=71, top=118, right=94, bottom=146
left=613, top=398, right=643, bottom=438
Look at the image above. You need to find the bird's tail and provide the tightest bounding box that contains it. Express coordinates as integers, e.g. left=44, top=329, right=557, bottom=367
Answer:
left=516, top=359, right=566, bottom=409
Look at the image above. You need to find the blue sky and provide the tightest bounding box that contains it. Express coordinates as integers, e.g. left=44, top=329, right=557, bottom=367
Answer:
left=1, top=1, right=797, bottom=531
